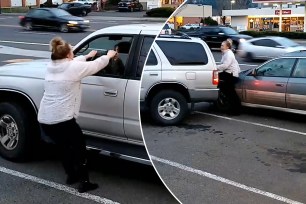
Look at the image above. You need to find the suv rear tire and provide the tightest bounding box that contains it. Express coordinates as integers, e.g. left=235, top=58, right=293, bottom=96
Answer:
left=150, top=90, right=188, bottom=126
left=0, top=102, right=36, bottom=161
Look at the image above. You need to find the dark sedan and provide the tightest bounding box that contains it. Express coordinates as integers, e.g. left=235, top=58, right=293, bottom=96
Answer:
left=19, top=8, right=90, bottom=32
left=183, top=26, right=252, bottom=52
left=236, top=51, right=306, bottom=115
left=118, top=0, right=143, bottom=12
left=58, top=3, right=91, bottom=16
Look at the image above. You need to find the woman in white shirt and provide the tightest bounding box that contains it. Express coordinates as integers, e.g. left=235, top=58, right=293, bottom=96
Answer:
left=217, top=39, right=241, bottom=115
left=38, top=37, right=116, bottom=193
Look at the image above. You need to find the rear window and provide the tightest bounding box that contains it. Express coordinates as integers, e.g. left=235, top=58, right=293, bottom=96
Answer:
left=156, top=40, right=208, bottom=66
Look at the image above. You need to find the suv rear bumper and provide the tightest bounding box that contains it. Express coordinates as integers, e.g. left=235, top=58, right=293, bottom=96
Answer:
left=189, top=89, right=218, bottom=102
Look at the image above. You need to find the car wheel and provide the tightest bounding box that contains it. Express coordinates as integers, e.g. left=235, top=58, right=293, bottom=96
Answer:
left=0, top=102, right=37, bottom=161
left=139, top=6, right=143, bottom=11
left=245, top=52, right=254, bottom=62
left=59, top=24, right=69, bottom=33
left=232, top=42, right=238, bottom=53
left=82, top=10, right=87, bottom=16
left=150, top=90, right=188, bottom=126
left=25, top=22, right=33, bottom=31
left=130, top=7, right=134, bottom=12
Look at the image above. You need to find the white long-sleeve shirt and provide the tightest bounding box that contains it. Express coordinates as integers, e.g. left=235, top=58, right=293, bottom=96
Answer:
left=38, top=55, right=110, bottom=125
left=217, top=49, right=240, bottom=77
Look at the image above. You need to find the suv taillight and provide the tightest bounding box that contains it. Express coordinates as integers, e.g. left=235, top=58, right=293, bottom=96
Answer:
left=212, top=70, right=219, bottom=85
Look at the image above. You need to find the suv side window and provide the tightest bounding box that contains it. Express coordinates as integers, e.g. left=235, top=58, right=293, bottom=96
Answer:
left=256, top=58, right=296, bottom=77
left=136, top=36, right=155, bottom=78
left=146, top=50, right=158, bottom=66
left=156, top=40, right=208, bottom=66
left=74, top=35, right=134, bottom=78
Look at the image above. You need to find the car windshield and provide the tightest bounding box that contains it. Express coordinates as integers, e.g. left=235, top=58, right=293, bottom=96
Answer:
left=222, top=27, right=238, bottom=35
left=52, top=8, right=71, bottom=16
left=280, top=38, right=299, bottom=47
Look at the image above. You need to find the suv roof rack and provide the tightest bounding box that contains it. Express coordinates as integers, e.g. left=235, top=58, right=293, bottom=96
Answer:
left=158, top=34, right=191, bottom=40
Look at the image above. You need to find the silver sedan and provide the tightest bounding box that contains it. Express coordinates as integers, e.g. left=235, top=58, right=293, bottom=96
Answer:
left=238, top=36, right=306, bottom=61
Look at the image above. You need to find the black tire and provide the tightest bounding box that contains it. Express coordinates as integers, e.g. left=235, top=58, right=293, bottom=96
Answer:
left=232, top=42, right=238, bottom=53
left=130, top=7, right=134, bottom=12
left=150, top=90, right=188, bottom=126
left=0, top=102, right=37, bottom=161
left=82, top=10, right=87, bottom=16
left=59, top=24, right=69, bottom=33
left=245, top=52, right=254, bottom=62
left=25, top=22, right=33, bottom=31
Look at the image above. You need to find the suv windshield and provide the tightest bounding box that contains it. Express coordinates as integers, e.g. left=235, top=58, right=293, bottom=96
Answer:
left=222, top=27, right=238, bottom=35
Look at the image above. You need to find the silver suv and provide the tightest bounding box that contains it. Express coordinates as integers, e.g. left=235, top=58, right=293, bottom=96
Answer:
left=140, top=35, right=219, bottom=125
left=0, top=24, right=160, bottom=164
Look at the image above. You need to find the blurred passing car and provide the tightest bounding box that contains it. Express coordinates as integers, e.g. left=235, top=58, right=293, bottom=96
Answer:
left=58, top=2, right=92, bottom=16
left=160, top=23, right=172, bottom=35
left=19, top=8, right=90, bottom=32
left=236, top=51, right=306, bottom=114
left=72, top=0, right=97, bottom=5
left=183, top=26, right=252, bottom=51
left=118, top=0, right=143, bottom=12
left=238, top=36, right=306, bottom=61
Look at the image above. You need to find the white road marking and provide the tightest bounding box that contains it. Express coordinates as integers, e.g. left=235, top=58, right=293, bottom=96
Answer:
left=0, top=166, right=120, bottom=204
left=151, top=156, right=304, bottom=204
left=0, top=40, right=49, bottom=46
left=0, top=24, right=20, bottom=28
left=19, top=31, right=57, bottom=35
left=196, top=111, right=306, bottom=136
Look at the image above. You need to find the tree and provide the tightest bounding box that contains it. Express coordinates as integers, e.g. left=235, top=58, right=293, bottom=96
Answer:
left=201, top=17, right=218, bottom=26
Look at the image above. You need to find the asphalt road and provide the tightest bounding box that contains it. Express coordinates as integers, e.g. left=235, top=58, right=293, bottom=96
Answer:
left=141, top=50, right=306, bottom=203
left=0, top=14, right=177, bottom=204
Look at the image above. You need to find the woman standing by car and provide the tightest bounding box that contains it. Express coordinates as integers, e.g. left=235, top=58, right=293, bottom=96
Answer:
left=38, top=36, right=116, bottom=193
left=217, top=39, right=241, bottom=115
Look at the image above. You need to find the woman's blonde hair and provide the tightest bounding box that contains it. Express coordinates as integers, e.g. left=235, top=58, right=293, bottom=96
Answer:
left=223, top=38, right=233, bottom=49
left=50, top=37, right=71, bottom=60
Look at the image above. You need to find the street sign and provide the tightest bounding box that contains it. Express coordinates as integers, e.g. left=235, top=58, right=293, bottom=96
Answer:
left=253, top=0, right=303, bottom=3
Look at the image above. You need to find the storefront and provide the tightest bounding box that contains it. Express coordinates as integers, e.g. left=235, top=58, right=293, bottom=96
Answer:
left=223, top=6, right=306, bottom=32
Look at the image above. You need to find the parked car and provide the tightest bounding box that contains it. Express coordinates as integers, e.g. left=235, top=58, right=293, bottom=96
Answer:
left=118, top=0, right=143, bottom=12
left=181, top=23, right=200, bottom=30
left=58, top=2, right=92, bottom=16
left=140, top=35, right=219, bottom=125
left=183, top=26, right=253, bottom=51
left=238, top=36, right=306, bottom=61
left=19, top=8, right=90, bottom=32
left=236, top=51, right=306, bottom=115
left=0, top=24, right=161, bottom=164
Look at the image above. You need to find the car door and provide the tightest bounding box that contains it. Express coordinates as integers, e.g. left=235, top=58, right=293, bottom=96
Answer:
left=286, top=58, right=306, bottom=111
left=73, top=34, right=137, bottom=140
left=36, top=9, right=56, bottom=29
left=124, top=35, right=156, bottom=141
left=242, top=58, right=296, bottom=107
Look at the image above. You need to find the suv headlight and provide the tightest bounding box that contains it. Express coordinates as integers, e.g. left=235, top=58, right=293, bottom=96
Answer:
left=239, top=38, right=246, bottom=43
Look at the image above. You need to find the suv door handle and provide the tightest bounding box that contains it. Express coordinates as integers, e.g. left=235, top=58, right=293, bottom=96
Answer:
left=104, top=90, right=118, bottom=97
left=275, top=83, right=285, bottom=87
